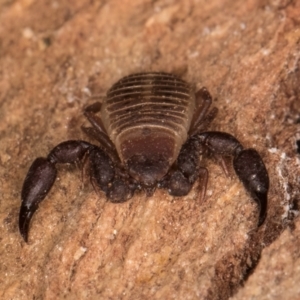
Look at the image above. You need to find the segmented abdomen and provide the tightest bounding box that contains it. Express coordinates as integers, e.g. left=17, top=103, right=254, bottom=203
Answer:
left=101, top=72, right=195, bottom=163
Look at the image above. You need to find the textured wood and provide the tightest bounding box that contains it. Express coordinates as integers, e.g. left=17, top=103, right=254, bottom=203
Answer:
left=0, top=0, right=299, bottom=299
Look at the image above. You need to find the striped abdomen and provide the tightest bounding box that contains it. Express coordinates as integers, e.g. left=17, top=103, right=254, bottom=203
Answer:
left=101, top=72, right=195, bottom=185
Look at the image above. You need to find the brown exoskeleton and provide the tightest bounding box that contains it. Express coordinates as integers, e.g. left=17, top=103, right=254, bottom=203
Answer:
left=19, top=72, right=269, bottom=242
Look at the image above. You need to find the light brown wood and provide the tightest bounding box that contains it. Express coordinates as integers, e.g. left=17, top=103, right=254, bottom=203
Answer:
left=0, top=0, right=299, bottom=299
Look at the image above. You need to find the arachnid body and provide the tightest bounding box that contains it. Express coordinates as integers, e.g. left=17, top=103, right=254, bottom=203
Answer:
left=19, top=72, right=269, bottom=242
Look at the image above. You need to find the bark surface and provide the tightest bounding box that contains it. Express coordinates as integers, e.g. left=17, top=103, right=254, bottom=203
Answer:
left=0, top=0, right=299, bottom=299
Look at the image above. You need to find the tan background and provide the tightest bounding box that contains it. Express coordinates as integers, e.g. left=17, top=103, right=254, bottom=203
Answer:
left=0, top=0, right=299, bottom=299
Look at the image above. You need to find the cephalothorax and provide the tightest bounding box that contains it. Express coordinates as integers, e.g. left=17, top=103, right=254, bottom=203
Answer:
left=19, top=72, right=269, bottom=242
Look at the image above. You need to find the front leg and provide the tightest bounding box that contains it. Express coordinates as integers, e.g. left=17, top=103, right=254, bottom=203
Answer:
left=19, top=140, right=136, bottom=242
left=196, top=131, right=269, bottom=226
left=19, top=140, right=92, bottom=242
left=88, top=148, right=136, bottom=203
left=160, top=137, right=208, bottom=198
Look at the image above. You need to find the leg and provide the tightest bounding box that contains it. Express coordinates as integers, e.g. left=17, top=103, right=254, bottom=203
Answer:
left=19, top=140, right=136, bottom=242
left=83, top=102, right=107, bottom=136
left=198, top=167, right=209, bottom=203
left=196, top=131, right=269, bottom=226
left=81, top=126, right=119, bottom=163
left=189, top=87, right=218, bottom=136
left=214, top=155, right=230, bottom=177
left=233, top=149, right=268, bottom=226
left=82, top=102, right=119, bottom=162
left=160, top=170, right=193, bottom=196
left=84, top=101, right=102, bottom=113
left=19, top=140, right=92, bottom=242
left=190, top=87, right=212, bottom=129
left=88, top=147, right=136, bottom=203
left=19, top=157, right=57, bottom=243
left=160, top=135, right=206, bottom=197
